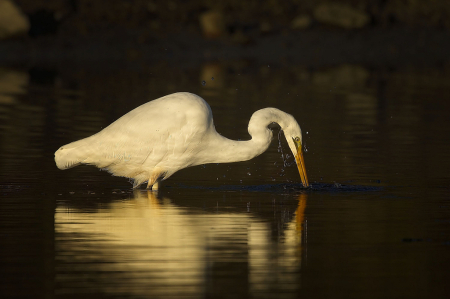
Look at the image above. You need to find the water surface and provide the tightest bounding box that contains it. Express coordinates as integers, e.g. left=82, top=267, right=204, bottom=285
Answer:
left=1, top=63, right=449, bottom=298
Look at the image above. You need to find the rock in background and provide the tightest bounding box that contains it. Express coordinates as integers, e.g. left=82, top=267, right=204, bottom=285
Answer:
left=0, top=0, right=29, bottom=40
left=313, top=3, right=370, bottom=29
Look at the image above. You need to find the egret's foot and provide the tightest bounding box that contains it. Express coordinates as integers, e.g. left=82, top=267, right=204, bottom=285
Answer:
left=146, top=169, right=164, bottom=191
left=146, top=181, right=159, bottom=191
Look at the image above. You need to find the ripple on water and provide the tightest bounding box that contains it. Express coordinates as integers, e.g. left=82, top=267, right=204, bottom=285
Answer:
left=170, top=182, right=383, bottom=193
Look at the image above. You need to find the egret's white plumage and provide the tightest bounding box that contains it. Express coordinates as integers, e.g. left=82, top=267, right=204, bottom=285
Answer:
left=55, top=92, right=308, bottom=189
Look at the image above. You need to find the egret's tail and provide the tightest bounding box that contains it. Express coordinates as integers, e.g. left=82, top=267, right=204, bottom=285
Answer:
left=54, top=140, right=90, bottom=170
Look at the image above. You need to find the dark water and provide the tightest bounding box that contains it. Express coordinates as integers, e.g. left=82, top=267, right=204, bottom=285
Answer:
left=1, top=63, right=450, bottom=298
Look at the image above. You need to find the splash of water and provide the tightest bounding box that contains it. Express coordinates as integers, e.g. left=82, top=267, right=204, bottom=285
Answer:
left=276, top=130, right=295, bottom=180
left=277, top=130, right=295, bottom=168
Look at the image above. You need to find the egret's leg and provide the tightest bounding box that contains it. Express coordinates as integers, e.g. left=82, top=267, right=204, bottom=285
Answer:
left=146, top=171, right=163, bottom=190
left=146, top=179, right=156, bottom=190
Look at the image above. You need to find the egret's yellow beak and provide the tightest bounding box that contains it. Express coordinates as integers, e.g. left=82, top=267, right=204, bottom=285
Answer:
left=293, top=138, right=309, bottom=187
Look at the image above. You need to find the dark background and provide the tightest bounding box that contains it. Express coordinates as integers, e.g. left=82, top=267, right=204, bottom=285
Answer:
left=1, top=0, right=450, bottom=68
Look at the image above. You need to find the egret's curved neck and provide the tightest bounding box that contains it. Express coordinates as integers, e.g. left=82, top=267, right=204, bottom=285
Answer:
left=199, top=108, right=292, bottom=165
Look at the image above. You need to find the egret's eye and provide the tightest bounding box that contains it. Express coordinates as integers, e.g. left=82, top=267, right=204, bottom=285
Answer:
left=294, top=137, right=300, bottom=142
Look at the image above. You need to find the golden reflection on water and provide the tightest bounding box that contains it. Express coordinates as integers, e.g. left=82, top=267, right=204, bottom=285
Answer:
left=55, top=191, right=307, bottom=297
left=0, top=68, right=28, bottom=105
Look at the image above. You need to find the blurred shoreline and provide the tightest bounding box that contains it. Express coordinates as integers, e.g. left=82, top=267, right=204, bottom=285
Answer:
left=1, top=26, right=449, bottom=70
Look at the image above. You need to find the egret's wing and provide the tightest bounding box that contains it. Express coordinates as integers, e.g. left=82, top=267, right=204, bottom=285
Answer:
left=83, top=108, right=176, bottom=167
left=82, top=94, right=212, bottom=170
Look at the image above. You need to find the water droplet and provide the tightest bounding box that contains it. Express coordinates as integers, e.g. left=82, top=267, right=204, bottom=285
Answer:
left=201, top=80, right=206, bottom=86
left=268, top=65, right=270, bottom=67
left=211, top=77, right=214, bottom=80
left=306, top=131, right=309, bottom=134
left=247, top=172, right=251, bottom=176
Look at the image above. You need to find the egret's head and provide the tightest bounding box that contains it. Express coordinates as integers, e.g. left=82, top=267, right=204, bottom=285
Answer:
left=249, top=107, right=309, bottom=187
left=283, top=121, right=309, bottom=188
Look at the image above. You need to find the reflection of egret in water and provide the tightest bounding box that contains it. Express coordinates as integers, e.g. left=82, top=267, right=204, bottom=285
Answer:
left=56, top=191, right=308, bottom=298
left=249, top=193, right=307, bottom=296
left=296, top=193, right=307, bottom=240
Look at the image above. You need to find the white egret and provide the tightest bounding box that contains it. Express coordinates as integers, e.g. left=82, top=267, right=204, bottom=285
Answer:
left=55, top=92, right=309, bottom=190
